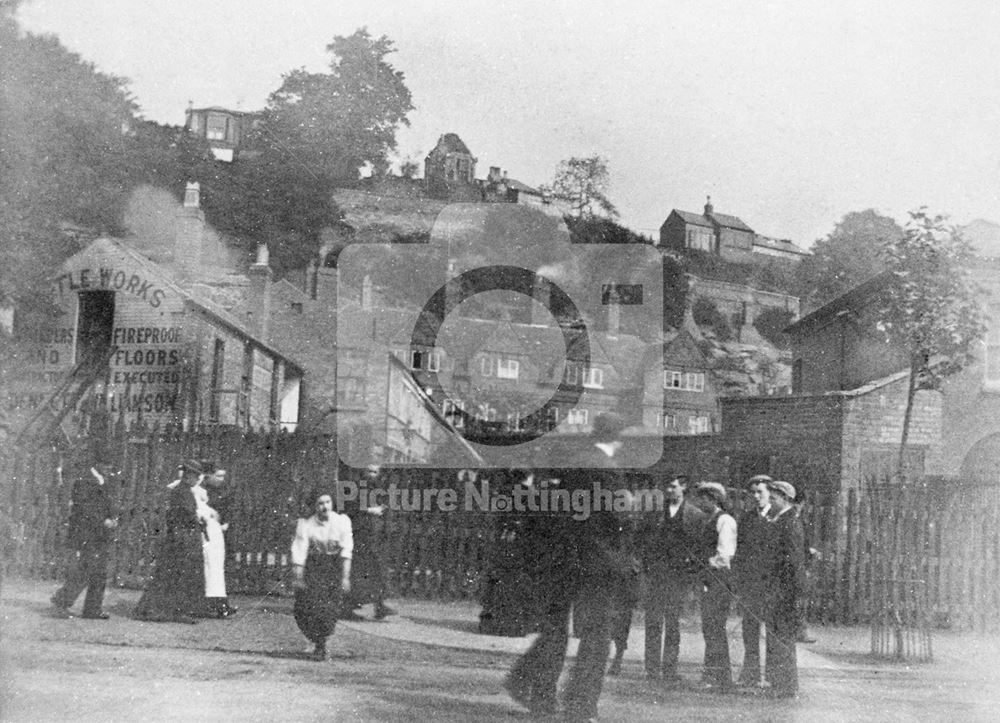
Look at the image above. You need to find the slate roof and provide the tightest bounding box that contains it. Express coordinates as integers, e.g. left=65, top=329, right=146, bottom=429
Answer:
left=753, top=235, right=810, bottom=256
left=429, top=133, right=472, bottom=156
left=668, top=209, right=754, bottom=233
left=671, top=210, right=714, bottom=229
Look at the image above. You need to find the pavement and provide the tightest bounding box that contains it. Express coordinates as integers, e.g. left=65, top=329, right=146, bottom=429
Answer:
left=5, top=577, right=1000, bottom=722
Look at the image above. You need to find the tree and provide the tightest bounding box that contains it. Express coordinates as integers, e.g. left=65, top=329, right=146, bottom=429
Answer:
left=544, top=156, right=618, bottom=219
left=795, top=209, right=904, bottom=312
left=260, top=28, right=414, bottom=184
left=874, top=209, right=986, bottom=474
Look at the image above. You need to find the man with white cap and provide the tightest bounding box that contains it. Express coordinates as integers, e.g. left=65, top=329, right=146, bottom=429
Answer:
left=692, top=481, right=737, bottom=691
left=764, top=479, right=806, bottom=698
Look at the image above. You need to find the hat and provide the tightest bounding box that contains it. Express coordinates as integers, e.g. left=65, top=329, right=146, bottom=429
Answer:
left=747, top=474, right=773, bottom=487
left=591, top=412, right=627, bottom=442
left=695, top=482, right=727, bottom=505
left=178, top=459, right=204, bottom=475
left=768, top=480, right=796, bottom=500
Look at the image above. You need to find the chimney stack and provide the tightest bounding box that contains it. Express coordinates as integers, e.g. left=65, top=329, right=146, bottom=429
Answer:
left=605, top=285, right=620, bottom=336
left=531, top=274, right=552, bottom=326
left=247, top=242, right=273, bottom=342
left=175, top=181, right=204, bottom=279
left=704, top=195, right=714, bottom=217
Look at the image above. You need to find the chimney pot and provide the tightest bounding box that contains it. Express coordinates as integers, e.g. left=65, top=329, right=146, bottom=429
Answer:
left=184, top=182, right=201, bottom=208
left=704, top=195, right=714, bottom=216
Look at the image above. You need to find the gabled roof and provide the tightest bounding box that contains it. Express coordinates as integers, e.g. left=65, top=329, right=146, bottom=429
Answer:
left=669, top=210, right=714, bottom=229
left=784, top=271, right=892, bottom=335
left=429, top=133, right=472, bottom=156
left=60, top=237, right=304, bottom=373
left=665, top=208, right=754, bottom=233
left=708, top=212, right=754, bottom=233
left=754, top=235, right=810, bottom=256
left=505, top=178, right=541, bottom=195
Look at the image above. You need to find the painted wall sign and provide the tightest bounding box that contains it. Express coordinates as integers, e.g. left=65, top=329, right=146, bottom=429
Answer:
left=53, top=267, right=167, bottom=307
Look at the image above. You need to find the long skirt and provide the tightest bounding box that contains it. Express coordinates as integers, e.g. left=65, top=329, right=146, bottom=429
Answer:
left=202, top=517, right=227, bottom=598
left=134, top=528, right=205, bottom=621
left=294, top=555, right=343, bottom=644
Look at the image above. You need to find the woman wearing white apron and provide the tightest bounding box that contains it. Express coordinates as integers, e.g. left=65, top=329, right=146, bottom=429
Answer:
left=194, top=464, right=235, bottom=618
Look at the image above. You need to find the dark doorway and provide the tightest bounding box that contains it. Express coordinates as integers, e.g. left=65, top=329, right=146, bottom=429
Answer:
left=76, top=290, right=115, bottom=367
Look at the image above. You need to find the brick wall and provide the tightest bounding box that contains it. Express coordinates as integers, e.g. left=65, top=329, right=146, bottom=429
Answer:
left=720, top=394, right=844, bottom=493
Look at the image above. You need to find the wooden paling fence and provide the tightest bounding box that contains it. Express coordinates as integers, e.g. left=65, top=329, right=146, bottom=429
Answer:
left=2, top=428, right=1000, bottom=630
left=802, top=480, right=1000, bottom=632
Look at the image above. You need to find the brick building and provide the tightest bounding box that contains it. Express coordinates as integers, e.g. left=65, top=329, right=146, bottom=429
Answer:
left=778, top=267, right=1000, bottom=483
left=658, top=197, right=809, bottom=265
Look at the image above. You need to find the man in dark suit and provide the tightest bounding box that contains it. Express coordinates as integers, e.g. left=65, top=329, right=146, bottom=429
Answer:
left=51, top=453, right=118, bottom=619
left=764, top=479, right=806, bottom=699
left=505, top=412, right=630, bottom=721
left=734, top=474, right=775, bottom=687
left=640, top=474, right=706, bottom=683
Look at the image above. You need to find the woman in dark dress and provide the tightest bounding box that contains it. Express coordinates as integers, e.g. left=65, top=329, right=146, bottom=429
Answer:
left=134, top=460, right=206, bottom=623
left=291, top=491, right=353, bottom=660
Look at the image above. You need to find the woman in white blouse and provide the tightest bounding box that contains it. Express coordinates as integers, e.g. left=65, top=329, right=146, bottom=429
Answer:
left=291, top=491, right=353, bottom=661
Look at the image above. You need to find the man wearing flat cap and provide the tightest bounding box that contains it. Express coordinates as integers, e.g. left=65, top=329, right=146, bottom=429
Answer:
left=733, top=474, right=774, bottom=687
left=692, top=482, right=737, bottom=690
left=51, top=450, right=118, bottom=619
left=764, top=480, right=806, bottom=698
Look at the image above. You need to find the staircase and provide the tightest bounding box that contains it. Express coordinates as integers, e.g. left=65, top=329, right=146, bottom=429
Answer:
left=15, top=346, right=117, bottom=448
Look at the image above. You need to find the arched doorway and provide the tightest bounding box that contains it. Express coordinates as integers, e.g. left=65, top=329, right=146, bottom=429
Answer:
left=959, top=433, right=1000, bottom=483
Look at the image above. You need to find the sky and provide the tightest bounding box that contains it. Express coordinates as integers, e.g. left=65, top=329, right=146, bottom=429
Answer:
left=16, top=0, right=1000, bottom=247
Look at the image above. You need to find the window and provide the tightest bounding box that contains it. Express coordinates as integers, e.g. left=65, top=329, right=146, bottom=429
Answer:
left=506, top=412, right=523, bottom=431
left=567, top=408, right=589, bottom=425
left=210, top=338, right=225, bottom=422
left=545, top=406, right=560, bottom=430
left=583, top=367, right=603, bottom=388
left=497, top=358, right=519, bottom=379
left=290, top=302, right=303, bottom=314
left=664, top=370, right=704, bottom=391
left=442, top=398, right=465, bottom=428
left=688, top=415, right=710, bottom=435
left=565, top=362, right=602, bottom=388
left=656, top=412, right=676, bottom=430
left=410, top=349, right=440, bottom=372
left=986, top=306, right=1000, bottom=387
left=480, top=356, right=494, bottom=376
left=686, top=228, right=713, bottom=252
left=337, top=377, right=366, bottom=406
left=206, top=113, right=228, bottom=141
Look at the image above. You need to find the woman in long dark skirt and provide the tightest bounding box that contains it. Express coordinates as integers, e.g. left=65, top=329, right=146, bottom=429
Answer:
left=291, top=491, right=353, bottom=661
left=134, top=460, right=207, bottom=624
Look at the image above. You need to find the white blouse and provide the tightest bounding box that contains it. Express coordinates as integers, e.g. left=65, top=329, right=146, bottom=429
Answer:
left=290, top=513, right=353, bottom=566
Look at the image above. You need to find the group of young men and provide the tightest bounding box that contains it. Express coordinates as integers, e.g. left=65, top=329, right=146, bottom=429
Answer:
left=640, top=473, right=807, bottom=698
left=505, top=412, right=810, bottom=722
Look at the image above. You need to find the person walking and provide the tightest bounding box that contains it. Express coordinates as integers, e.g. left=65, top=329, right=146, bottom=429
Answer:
left=764, top=479, right=806, bottom=698
left=640, top=474, right=706, bottom=684
left=692, top=482, right=737, bottom=691
left=340, top=464, right=395, bottom=621
left=734, top=474, right=775, bottom=687
left=291, top=489, right=353, bottom=661
left=505, top=412, right=630, bottom=721
left=193, top=461, right=236, bottom=618
left=134, top=460, right=206, bottom=624
left=51, top=452, right=118, bottom=620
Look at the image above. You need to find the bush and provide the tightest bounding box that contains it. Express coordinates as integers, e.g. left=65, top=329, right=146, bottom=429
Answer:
left=692, top=296, right=732, bottom=341
left=753, top=307, right=795, bottom=348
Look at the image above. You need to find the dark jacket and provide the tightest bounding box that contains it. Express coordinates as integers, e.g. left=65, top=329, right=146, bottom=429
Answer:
left=766, top=506, right=806, bottom=612
left=639, top=498, right=706, bottom=577
left=557, top=445, right=631, bottom=591
left=734, top=506, right=775, bottom=596
left=66, top=470, right=114, bottom=549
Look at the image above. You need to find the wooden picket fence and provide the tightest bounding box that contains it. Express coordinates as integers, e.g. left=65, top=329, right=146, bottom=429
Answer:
left=0, top=426, right=498, bottom=600
left=2, top=428, right=1000, bottom=630
left=801, top=480, right=1000, bottom=631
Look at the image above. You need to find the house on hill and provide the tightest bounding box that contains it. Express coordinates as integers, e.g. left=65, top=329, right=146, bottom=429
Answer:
left=184, top=103, right=259, bottom=162
left=659, top=197, right=809, bottom=265
left=425, top=133, right=480, bottom=201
